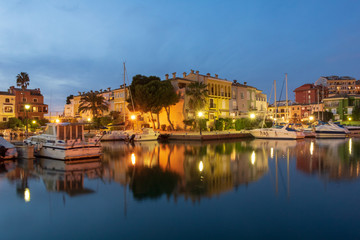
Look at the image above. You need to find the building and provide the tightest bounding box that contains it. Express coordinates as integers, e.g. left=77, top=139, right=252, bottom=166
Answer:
left=0, top=91, right=16, bottom=122
left=323, top=95, right=360, bottom=120
left=8, top=86, right=48, bottom=120
left=293, top=83, right=325, bottom=104
left=165, top=70, right=232, bottom=128
left=318, top=76, right=356, bottom=97
left=230, top=80, right=266, bottom=118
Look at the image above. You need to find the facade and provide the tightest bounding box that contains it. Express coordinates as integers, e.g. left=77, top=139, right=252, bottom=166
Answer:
left=323, top=95, right=360, bottom=120
left=293, top=84, right=325, bottom=104
left=318, top=76, right=357, bottom=96
left=0, top=91, right=16, bottom=122
left=255, top=89, right=267, bottom=117
left=8, top=86, right=48, bottom=120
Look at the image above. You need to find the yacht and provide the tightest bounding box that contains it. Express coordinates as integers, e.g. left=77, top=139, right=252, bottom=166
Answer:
left=24, top=123, right=101, bottom=160
left=0, top=137, right=18, bottom=159
left=129, top=128, right=160, bottom=141
left=250, top=124, right=305, bottom=140
left=315, top=122, right=349, bottom=138
left=100, top=130, right=129, bottom=141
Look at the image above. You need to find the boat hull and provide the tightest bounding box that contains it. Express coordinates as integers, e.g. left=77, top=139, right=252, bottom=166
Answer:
left=315, top=131, right=347, bottom=139
left=34, top=144, right=101, bottom=160
left=250, top=129, right=304, bottom=140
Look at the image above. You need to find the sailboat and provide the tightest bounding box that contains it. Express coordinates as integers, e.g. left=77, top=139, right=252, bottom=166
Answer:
left=250, top=74, right=305, bottom=140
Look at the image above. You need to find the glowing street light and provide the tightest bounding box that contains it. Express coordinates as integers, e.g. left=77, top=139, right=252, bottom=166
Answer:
left=24, top=104, right=31, bottom=137
left=130, top=115, right=136, bottom=130
left=309, top=116, right=314, bottom=121
left=87, top=118, right=91, bottom=122
left=130, top=115, right=136, bottom=120
left=32, top=120, right=36, bottom=124
left=348, top=117, right=352, bottom=121
left=250, top=113, right=256, bottom=119
left=198, top=112, right=203, bottom=118
left=55, top=119, right=60, bottom=123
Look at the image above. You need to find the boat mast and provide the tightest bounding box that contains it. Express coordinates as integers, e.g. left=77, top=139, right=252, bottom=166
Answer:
left=274, top=80, right=277, bottom=123
left=123, top=62, right=126, bottom=126
left=285, top=73, right=288, bottom=122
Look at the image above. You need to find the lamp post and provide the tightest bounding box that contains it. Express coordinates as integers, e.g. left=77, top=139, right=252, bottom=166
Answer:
left=24, top=104, right=30, bottom=137
left=198, top=112, right=203, bottom=135
left=130, top=114, right=136, bottom=130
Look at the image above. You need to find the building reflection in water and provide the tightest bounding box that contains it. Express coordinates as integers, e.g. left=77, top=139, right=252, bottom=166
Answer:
left=101, top=140, right=269, bottom=202
left=2, top=138, right=359, bottom=204
left=296, top=138, right=360, bottom=181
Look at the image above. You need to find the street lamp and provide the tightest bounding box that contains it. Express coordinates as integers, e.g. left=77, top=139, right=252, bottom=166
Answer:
left=198, top=112, right=203, bottom=135
left=24, top=104, right=30, bottom=137
left=130, top=114, right=136, bottom=130
left=348, top=117, right=352, bottom=121
left=309, top=116, right=314, bottom=121
left=250, top=113, right=256, bottom=119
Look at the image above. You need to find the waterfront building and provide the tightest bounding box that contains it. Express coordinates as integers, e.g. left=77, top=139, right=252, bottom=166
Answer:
left=323, top=95, right=360, bottom=120
left=164, top=70, right=232, bottom=129
left=0, top=91, right=16, bottom=122
left=318, top=76, right=356, bottom=97
left=64, top=88, right=114, bottom=121
left=293, top=83, right=326, bottom=104
left=8, top=86, right=48, bottom=120
left=255, top=89, right=267, bottom=118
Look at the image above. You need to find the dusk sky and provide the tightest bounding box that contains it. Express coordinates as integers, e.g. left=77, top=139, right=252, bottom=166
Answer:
left=1, top=0, right=360, bottom=112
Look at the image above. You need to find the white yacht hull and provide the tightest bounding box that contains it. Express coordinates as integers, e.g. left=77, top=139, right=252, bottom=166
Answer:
left=315, top=132, right=347, bottom=139
left=34, top=144, right=101, bottom=160
left=250, top=129, right=305, bottom=140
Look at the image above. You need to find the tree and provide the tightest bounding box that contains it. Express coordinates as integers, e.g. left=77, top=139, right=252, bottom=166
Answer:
left=135, top=81, right=163, bottom=128
left=352, top=105, right=360, bottom=121
left=185, top=82, right=208, bottom=114
left=78, top=91, right=109, bottom=118
left=66, top=95, right=74, bottom=104
left=16, top=72, right=30, bottom=90
left=128, top=74, right=161, bottom=111
left=160, top=81, right=180, bottom=130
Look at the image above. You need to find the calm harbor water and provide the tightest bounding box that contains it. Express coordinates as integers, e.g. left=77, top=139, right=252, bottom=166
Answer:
left=1, top=138, right=360, bottom=239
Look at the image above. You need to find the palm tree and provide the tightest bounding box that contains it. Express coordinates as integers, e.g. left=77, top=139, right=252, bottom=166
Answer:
left=16, top=72, right=30, bottom=90
left=78, top=91, right=109, bottom=118
left=185, top=82, right=208, bottom=113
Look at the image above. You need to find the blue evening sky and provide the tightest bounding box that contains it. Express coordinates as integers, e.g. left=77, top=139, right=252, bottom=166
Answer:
left=1, top=0, right=360, bottom=111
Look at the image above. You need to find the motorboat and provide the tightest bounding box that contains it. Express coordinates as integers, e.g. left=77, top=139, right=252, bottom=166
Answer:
left=129, top=128, right=160, bottom=141
left=250, top=124, right=305, bottom=140
left=100, top=130, right=129, bottom=141
left=0, top=137, right=18, bottom=159
left=315, top=122, right=350, bottom=139
left=24, top=123, right=101, bottom=160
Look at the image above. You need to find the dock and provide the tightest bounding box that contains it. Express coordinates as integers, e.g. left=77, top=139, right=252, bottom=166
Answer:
left=167, top=131, right=252, bottom=141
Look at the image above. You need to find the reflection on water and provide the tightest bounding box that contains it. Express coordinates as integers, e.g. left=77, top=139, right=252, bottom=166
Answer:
left=2, top=138, right=359, bottom=204
left=2, top=138, right=360, bottom=238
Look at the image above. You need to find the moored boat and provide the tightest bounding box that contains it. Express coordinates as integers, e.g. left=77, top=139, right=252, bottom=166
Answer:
left=24, top=123, right=101, bottom=160
left=0, top=137, right=18, bottom=159
left=129, top=128, right=160, bottom=142
left=315, top=122, right=349, bottom=139
left=250, top=124, right=305, bottom=140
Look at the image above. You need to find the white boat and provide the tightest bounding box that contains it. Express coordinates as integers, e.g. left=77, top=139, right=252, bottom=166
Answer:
left=302, top=126, right=316, bottom=138
left=129, top=128, right=160, bottom=141
left=100, top=130, right=129, bottom=141
left=0, top=137, right=18, bottom=159
left=24, top=123, right=101, bottom=160
left=250, top=124, right=305, bottom=140
left=315, top=122, right=349, bottom=139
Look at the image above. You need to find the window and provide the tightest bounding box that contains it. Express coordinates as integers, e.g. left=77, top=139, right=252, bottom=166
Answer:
left=5, top=98, right=9, bottom=103
left=241, top=93, right=244, bottom=99
left=23, top=97, right=26, bottom=102
left=2, top=117, right=6, bottom=121
left=33, top=98, right=38, bottom=103
left=4, top=106, right=13, bottom=113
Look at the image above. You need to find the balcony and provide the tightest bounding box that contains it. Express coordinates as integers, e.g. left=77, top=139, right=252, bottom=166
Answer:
left=209, top=103, right=216, bottom=109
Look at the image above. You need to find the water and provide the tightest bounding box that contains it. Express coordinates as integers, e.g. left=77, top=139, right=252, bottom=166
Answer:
left=1, top=138, right=360, bottom=239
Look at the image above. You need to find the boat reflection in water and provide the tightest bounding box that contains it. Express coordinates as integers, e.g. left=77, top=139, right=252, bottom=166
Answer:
left=101, top=140, right=269, bottom=202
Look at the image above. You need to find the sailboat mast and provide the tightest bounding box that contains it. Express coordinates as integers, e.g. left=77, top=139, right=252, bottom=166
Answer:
left=274, top=80, right=277, bottom=122
left=285, top=73, right=288, bottom=122
left=123, top=62, right=126, bottom=125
